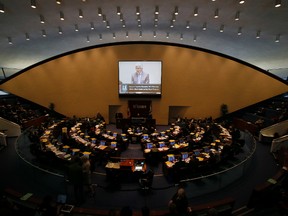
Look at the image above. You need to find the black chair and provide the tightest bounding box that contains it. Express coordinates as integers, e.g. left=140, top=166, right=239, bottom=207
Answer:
left=139, top=170, right=154, bottom=190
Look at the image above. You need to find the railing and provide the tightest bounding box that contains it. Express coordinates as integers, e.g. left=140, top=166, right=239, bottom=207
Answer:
left=14, top=129, right=257, bottom=214
left=180, top=131, right=257, bottom=196
left=259, top=119, right=288, bottom=143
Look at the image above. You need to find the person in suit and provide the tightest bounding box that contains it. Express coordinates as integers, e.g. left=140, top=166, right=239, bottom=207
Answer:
left=168, top=187, right=191, bottom=216
left=66, top=156, right=84, bottom=205
left=131, top=63, right=150, bottom=84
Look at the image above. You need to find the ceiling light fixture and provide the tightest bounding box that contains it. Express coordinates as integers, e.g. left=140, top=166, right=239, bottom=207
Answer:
left=174, top=6, right=178, bottom=15
left=25, top=33, right=30, bottom=41
left=214, top=9, right=219, bottom=18
left=194, top=7, right=198, bottom=16
left=90, top=22, right=95, bottom=30
left=155, top=6, right=159, bottom=15
left=117, top=6, right=121, bottom=15
left=120, top=14, right=124, bottom=21
left=170, top=20, right=174, bottom=28
left=75, top=24, right=79, bottom=32
left=60, top=11, right=64, bottom=20
left=113, top=33, right=116, bottom=39
left=126, top=31, right=129, bottom=38
left=79, top=9, right=83, bottom=18
left=8, top=37, right=12, bottom=45
left=275, top=34, right=280, bottom=42
left=58, top=26, right=63, bottom=34
left=153, top=31, right=156, bottom=38
left=180, top=33, right=183, bottom=40
left=139, top=31, right=142, bottom=38
left=99, top=34, right=102, bottom=40
left=137, top=15, right=141, bottom=21
left=138, top=21, right=141, bottom=27
left=172, top=14, right=176, bottom=22
left=256, top=30, right=261, bottom=39
left=0, top=3, right=5, bottom=13
left=122, top=21, right=126, bottom=28
left=166, top=32, right=169, bottom=39
left=235, top=11, right=240, bottom=21
left=102, top=14, right=106, bottom=22
left=202, top=22, right=207, bottom=30
left=98, top=8, right=102, bottom=16
left=239, top=0, right=245, bottom=4
left=42, top=29, right=46, bottom=37
left=193, top=35, right=197, bottom=42
left=275, top=0, right=281, bottom=7
left=154, top=21, right=158, bottom=27
left=136, top=6, right=140, bottom=15
left=31, top=0, right=36, bottom=9
left=56, top=0, right=61, bottom=5
left=40, top=15, right=45, bottom=23
left=186, top=21, right=190, bottom=29
left=86, top=36, right=90, bottom=43
left=220, top=24, right=224, bottom=32
left=154, top=14, right=158, bottom=21
left=106, top=21, right=110, bottom=28
left=237, top=27, right=242, bottom=35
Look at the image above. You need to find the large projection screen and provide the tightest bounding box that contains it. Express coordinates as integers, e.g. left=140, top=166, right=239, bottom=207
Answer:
left=118, top=60, right=162, bottom=97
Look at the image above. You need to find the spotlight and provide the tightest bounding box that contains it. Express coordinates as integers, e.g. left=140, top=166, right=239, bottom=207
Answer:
left=194, top=7, right=198, bottom=16
left=220, top=25, right=224, bottom=32
left=31, top=0, right=36, bottom=9
left=235, top=11, right=240, bottom=21
left=155, top=6, right=159, bottom=15
left=79, top=9, right=83, bottom=18
left=40, top=15, right=45, bottom=24
left=8, top=37, right=12, bottom=45
left=117, top=6, right=121, bottom=15
left=60, top=11, right=64, bottom=20
left=174, top=6, right=178, bottom=15
left=214, top=9, right=219, bottom=18
left=98, top=8, right=102, bottom=16
left=275, top=0, right=281, bottom=7
left=42, top=29, right=47, bottom=37
left=237, top=27, right=242, bottom=35
left=275, top=34, right=280, bottom=42
left=0, top=3, right=5, bottom=13
left=256, top=30, right=261, bottom=39
left=136, top=6, right=140, bottom=15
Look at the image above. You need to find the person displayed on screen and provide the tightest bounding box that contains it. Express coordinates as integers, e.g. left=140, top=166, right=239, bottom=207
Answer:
left=131, top=63, right=150, bottom=84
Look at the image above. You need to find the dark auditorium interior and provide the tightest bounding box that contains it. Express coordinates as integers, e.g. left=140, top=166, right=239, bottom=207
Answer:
left=0, top=1, right=288, bottom=216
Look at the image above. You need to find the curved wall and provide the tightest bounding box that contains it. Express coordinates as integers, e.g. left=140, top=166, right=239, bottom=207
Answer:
left=0, top=43, right=287, bottom=125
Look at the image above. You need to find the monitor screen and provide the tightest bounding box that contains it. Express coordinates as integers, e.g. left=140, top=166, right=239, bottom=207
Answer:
left=159, top=142, right=165, bottom=148
left=168, top=154, right=175, bottom=162
left=118, top=61, right=162, bottom=97
left=194, top=150, right=200, bottom=156
left=146, top=143, right=153, bottom=149
left=182, top=152, right=189, bottom=160
left=100, top=140, right=106, bottom=146
left=111, top=142, right=117, bottom=148
left=204, top=147, right=210, bottom=153
left=143, top=134, right=149, bottom=139
left=169, top=140, right=175, bottom=145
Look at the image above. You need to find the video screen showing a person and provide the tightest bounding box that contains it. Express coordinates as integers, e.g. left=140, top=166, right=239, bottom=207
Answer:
left=131, top=63, right=150, bottom=84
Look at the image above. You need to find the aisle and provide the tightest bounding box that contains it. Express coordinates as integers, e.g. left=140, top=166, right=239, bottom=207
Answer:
left=121, top=143, right=143, bottom=159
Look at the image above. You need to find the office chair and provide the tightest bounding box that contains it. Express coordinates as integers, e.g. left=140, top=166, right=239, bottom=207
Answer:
left=139, top=170, right=154, bottom=190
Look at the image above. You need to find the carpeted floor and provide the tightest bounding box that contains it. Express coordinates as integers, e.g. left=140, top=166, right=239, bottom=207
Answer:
left=0, top=125, right=281, bottom=214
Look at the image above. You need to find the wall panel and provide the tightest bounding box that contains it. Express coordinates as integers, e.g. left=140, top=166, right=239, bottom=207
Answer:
left=1, top=43, right=287, bottom=125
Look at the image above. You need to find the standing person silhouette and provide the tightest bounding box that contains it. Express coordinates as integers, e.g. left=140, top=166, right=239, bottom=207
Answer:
left=168, top=187, right=191, bottom=216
